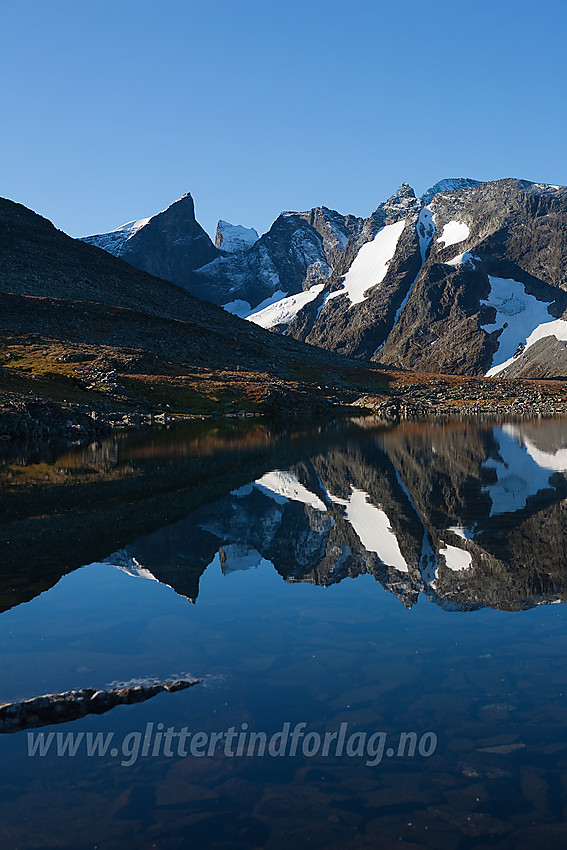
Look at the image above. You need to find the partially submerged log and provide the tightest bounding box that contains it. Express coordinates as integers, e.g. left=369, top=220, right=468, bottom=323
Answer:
left=0, top=679, right=202, bottom=733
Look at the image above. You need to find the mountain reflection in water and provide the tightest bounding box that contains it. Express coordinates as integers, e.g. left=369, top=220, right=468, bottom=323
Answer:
left=2, top=416, right=567, bottom=849
left=94, top=418, right=567, bottom=612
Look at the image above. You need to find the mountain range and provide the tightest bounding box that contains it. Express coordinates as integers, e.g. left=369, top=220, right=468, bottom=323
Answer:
left=84, top=178, right=567, bottom=379
left=3, top=177, right=567, bottom=438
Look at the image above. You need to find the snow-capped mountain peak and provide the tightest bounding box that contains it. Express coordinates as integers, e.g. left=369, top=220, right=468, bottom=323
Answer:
left=82, top=193, right=200, bottom=257
left=215, top=220, right=259, bottom=253
left=82, top=216, right=151, bottom=256
left=81, top=192, right=218, bottom=294
left=421, top=178, right=483, bottom=204
left=390, top=182, right=416, bottom=201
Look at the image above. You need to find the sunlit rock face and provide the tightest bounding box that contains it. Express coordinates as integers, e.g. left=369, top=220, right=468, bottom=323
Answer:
left=83, top=180, right=567, bottom=377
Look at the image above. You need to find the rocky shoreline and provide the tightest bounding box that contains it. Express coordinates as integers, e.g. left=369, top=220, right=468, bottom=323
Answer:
left=353, top=395, right=567, bottom=422
left=3, top=371, right=567, bottom=443
left=2, top=393, right=567, bottom=444
left=0, top=396, right=177, bottom=442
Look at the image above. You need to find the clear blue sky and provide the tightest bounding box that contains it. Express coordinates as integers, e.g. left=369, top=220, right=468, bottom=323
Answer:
left=1, top=0, right=566, bottom=240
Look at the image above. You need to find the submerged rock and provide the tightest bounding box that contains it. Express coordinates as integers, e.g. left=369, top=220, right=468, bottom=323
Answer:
left=0, top=679, right=201, bottom=733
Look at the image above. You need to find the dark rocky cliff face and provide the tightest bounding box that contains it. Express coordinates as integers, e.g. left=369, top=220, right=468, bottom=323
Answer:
left=83, top=193, right=219, bottom=297
left=194, top=207, right=363, bottom=311
left=288, top=180, right=567, bottom=375
left=120, top=193, right=218, bottom=284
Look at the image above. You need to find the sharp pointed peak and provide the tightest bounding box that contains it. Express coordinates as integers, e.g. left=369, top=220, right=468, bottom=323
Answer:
left=392, top=182, right=416, bottom=198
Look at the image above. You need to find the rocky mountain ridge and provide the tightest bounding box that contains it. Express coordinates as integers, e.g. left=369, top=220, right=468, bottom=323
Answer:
left=83, top=177, right=567, bottom=378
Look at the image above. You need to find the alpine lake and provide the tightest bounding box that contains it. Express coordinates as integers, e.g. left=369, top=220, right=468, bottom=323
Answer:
left=1, top=414, right=567, bottom=850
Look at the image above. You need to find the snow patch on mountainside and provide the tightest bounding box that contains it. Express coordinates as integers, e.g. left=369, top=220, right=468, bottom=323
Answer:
left=113, top=217, right=151, bottom=239
left=488, top=317, right=567, bottom=376
left=480, top=277, right=560, bottom=376
left=246, top=284, right=325, bottom=329
left=114, top=559, right=160, bottom=582
left=105, top=551, right=168, bottom=586
left=447, top=526, right=475, bottom=540
left=445, top=250, right=478, bottom=267
left=417, top=206, right=435, bottom=262
left=216, top=220, right=259, bottom=253
left=532, top=183, right=565, bottom=193
left=223, top=290, right=287, bottom=319
left=248, top=289, right=287, bottom=313
left=223, top=299, right=252, bottom=318
left=328, top=219, right=406, bottom=306
left=437, top=220, right=470, bottom=248
left=327, top=487, right=409, bottom=572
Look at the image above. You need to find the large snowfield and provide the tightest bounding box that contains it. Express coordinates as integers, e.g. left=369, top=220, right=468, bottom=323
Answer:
left=328, top=219, right=406, bottom=305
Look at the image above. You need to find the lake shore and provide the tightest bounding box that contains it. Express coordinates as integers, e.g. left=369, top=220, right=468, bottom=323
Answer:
left=3, top=367, right=567, bottom=442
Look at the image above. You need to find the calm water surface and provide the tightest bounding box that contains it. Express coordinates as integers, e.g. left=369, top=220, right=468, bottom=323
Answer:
left=1, top=416, right=567, bottom=849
